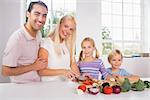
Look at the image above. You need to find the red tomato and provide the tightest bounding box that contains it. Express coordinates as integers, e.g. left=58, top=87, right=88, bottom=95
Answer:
left=78, top=85, right=86, bottom=92
left=103, top=86, right=113, bottom=94
left=82, top=80, right=93, bottom=85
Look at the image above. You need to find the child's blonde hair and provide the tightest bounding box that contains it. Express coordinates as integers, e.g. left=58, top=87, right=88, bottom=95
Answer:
left=108, top=49, right=123, bottom=63
left=49, top=15, right=76, bottom=63
left=79, top=37, right=99, bottom=61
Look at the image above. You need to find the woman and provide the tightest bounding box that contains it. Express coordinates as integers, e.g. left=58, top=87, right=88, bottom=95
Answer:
left=38, top=15, right=80, bottom=81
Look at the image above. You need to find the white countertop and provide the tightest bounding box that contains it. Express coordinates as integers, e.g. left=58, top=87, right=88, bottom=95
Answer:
left=0, top=78, right=150, bottom=100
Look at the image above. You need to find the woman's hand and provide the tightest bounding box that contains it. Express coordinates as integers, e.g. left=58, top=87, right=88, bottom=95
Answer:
left=62, top=69, right=79, bottom=79
left=82, top=73, right=92, bottom=79
left=32, top=58, right=47, bottom=71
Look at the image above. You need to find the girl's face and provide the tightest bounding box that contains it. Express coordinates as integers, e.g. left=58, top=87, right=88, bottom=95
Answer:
left=59, top=19, right=75, bottom=41
left=82, top=41, right=95, bottom=58
left=109, top=54, right=122, bottom=69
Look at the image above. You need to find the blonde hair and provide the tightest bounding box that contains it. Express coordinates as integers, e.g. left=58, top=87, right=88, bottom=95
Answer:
left=108, top=49, right=123, bottom=63
left=79, top=37, right=99, bottom=61
left=49, top=15, right=76, bottom=63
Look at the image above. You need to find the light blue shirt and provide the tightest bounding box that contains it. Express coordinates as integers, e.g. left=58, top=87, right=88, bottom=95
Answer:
left=106, top=68, right=131, bottom=76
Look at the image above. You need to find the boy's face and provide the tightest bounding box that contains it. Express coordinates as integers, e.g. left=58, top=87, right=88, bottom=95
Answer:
left=27, top=4, right=48, bottom=31
left=109, top=54, right=122, bottom=69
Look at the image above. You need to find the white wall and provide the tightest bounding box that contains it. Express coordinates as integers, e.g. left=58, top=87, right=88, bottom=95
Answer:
left=143, top=0, right=150, bottom=52
left=76, top=0, right=102, bottom=56
left=0, top=0, right=22, bottom=82
left=76, top=0, right=150, bottom=54
left=76, top=0, right=150, bottom=77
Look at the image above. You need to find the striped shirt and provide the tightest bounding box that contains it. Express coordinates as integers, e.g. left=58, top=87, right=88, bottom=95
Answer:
left=77, top=59, right=108, bottom=80
left=106, top=68, right=131, bottom=76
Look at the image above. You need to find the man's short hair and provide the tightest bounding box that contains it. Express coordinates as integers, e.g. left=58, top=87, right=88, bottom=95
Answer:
left=27, top=1, right=48, bottom=12
left=26, top=1, right=48, bottom=22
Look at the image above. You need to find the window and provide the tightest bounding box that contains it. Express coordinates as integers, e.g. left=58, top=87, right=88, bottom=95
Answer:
left=26, top=0, right=76, bottom=37
left=101, top=0, right=143, bottom=56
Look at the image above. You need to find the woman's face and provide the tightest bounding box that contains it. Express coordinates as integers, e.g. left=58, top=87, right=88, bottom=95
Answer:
left=109, top=54, right=122, bottom=69
left=59, top=19, right=75, bottom=40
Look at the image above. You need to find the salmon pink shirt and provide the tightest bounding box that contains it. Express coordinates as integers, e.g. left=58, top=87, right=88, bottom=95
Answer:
left=2, top=26, right=42, bottom=83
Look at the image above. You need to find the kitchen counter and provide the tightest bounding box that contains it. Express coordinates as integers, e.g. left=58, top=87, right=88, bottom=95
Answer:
left=0, top=78, right=150, bottom=100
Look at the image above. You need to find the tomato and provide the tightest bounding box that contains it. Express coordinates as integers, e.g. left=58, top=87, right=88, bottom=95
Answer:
left=103, top=86, right=113, bottom=94
left=82, top=80, right=93, bottom=85
left=78, top=85, right=86, bottom=92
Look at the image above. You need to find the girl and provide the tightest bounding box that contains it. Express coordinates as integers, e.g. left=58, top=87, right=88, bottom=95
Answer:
left=78, top=37, right=110, bottom=80
left=107, top=49, right=140, bottom=83
left=38, top=15, right=80, bottom=81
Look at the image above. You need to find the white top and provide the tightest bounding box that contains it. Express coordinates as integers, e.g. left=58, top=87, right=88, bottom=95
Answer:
left=40, top=37, right=70, bottom=81
left=2, top=26, right=42, bottom=83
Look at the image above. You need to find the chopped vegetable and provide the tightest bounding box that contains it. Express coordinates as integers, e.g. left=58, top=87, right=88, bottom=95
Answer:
left=102, top=82, right=110, bottom=88
left=112, top=85, right=121, bottom=94
left=131, top=80, right=145, bottom=91
left=121, top=78, right=131, bottom=92
left=82, top=79, right=93, bottom=85
left=88, top=87, right=100, bottom=95
left=144, top=81, right=150, bottom=88
left=103, top=86, right=113, bottom=94
left=75, top=77, right=150, bottom=96
left=76, top=89, right=84, bottom=95
left=78, top=85, right=86, bottom=92
left=110, top=78, right=115, bottom=82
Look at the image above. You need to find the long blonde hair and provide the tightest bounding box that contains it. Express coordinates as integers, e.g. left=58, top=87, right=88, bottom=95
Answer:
left=79, top=37, right=99, bottom=61
left=49, top=15, right=76, bottom=63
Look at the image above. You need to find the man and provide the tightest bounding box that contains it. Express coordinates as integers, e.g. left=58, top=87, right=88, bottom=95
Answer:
left=2, top=1, right=48, bottom=83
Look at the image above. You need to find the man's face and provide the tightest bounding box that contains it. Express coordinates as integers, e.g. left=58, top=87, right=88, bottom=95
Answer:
left=27, top=4, right=48, bottom=31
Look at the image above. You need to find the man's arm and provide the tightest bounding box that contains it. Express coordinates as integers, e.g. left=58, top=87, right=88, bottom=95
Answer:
left=2, top=58, right=47, bottom=76
left=2, top=65, right=34, bottom=76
